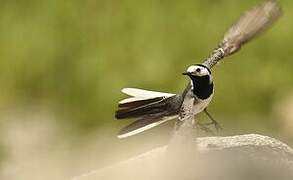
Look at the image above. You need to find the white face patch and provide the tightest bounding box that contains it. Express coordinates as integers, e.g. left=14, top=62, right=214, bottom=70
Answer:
left=186, top=65, right=210, bottom=77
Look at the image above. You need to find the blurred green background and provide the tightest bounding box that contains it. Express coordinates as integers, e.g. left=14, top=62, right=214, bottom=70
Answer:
left=0, top=0, right=293, bottom=179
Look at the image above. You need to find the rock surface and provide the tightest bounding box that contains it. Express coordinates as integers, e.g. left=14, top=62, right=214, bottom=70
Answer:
left=72, top=134, right=293, bottom=180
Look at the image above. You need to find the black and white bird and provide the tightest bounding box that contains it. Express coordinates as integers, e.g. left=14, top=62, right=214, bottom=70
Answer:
left=115, top=0, right=282, bottom=138
left=115, top=64, right=215, bottom=138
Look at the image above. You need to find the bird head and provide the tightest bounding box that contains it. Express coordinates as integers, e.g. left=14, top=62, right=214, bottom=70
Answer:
left=182, top=64, right=211, bottom=77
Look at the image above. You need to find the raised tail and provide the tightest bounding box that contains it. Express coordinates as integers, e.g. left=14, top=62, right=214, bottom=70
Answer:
left=115, top=88, right=182, bottom=138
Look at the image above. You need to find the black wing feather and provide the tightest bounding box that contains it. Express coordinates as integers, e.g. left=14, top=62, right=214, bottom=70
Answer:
left=115, top=95, right=182, bottom=119
left=118, top=97, right=163, bottom=108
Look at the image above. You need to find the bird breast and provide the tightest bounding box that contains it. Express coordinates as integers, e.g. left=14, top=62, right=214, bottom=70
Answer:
left=192, top=93, right=213, bottom=115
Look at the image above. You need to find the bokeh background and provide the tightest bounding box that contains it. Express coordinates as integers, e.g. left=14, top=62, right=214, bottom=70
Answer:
left=0, top=0, right=292, bottom=179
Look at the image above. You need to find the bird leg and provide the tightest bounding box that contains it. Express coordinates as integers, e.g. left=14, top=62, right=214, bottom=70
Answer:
left=203, top=108, right=223, bottom=131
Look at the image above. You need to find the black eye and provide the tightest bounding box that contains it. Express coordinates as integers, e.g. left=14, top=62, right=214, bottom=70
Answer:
left=196, top=68, right=201, bottom=72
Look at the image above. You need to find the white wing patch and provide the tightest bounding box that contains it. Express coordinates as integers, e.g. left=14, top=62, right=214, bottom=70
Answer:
left=119, top=88, right=176, bottom=105
left=121, top=88, right=175, bottom=98
left=118, top=97, right=152, bottom=104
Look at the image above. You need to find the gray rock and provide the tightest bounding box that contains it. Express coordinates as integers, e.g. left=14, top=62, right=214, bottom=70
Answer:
left=72, top=134, right=293, bottom=180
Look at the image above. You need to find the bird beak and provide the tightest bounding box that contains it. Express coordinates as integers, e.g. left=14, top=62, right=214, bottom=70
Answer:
left=182, top=72, right=191, bottom=76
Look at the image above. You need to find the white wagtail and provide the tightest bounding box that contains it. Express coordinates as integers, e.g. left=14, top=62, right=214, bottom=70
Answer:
left=115, top=0, right=282, bottom=138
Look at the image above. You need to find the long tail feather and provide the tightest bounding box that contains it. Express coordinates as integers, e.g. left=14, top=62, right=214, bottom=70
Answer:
left=115, top=97, right=165, bottom=119
left=116, top=88, right=180, bottom=119
left=118, top=97, right=163, bottom=108
left=117, top=115, right=177, bottom=138
left=121, top=88, right=175, bottom=98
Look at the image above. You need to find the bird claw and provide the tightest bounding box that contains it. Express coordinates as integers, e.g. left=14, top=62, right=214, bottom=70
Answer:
left=204, top=120, right=223, bottom=131
left=196, top=122, right=215, bottom=135
left=203, top=109, right=223, bottom=132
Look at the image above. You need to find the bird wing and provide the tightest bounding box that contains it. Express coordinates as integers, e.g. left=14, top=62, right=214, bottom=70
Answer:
left=221, top=0, right=282, bottom=56
left=202, top=0, right=282, bottom=68
left=115, top=85, right=192, bottom=138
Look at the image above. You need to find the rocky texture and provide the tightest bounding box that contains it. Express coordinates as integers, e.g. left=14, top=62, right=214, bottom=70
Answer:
left=72, top=134, right=293, bottom=180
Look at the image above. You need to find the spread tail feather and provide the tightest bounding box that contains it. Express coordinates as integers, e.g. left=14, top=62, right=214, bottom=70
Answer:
left=115, top=96, right=165, bottom=119
left=117, top=115, right=177, bottom=138
left=116, top=88, right=181, bottom=119
left=121, top=88, right=175, bottom=98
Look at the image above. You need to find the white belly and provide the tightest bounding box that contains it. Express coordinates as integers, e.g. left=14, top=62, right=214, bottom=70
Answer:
left=192, top=94, right=213, bottom=115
